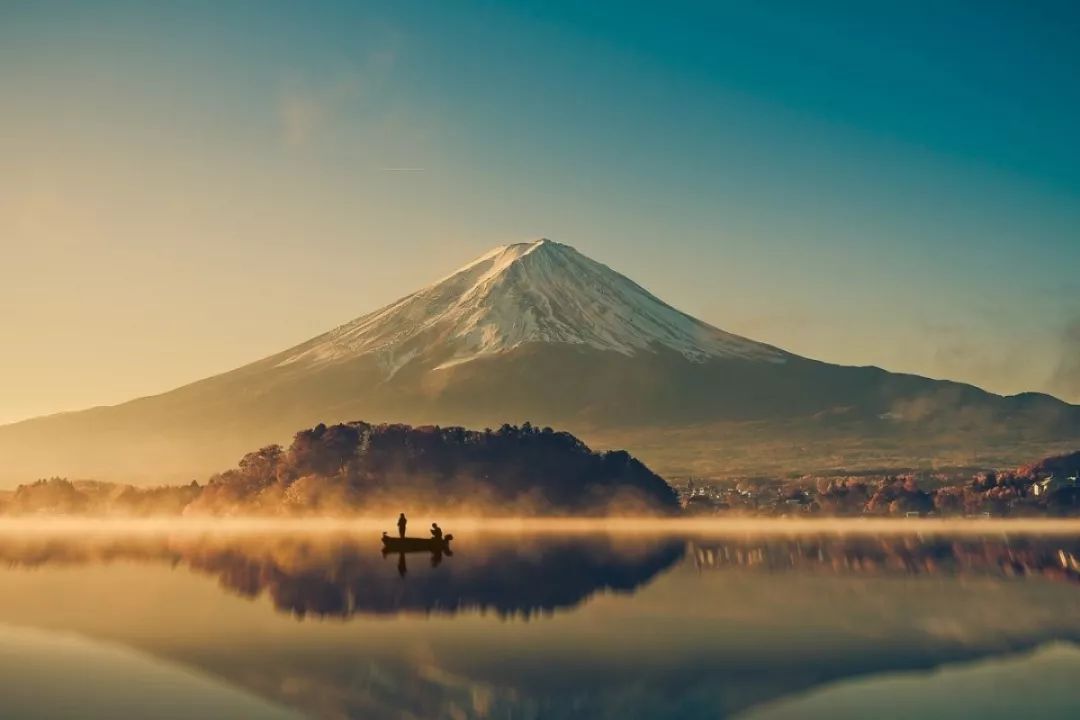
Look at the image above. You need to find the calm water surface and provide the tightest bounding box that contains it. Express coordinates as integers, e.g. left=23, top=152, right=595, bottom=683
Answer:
left=0, top=522, right=1077, bottom=719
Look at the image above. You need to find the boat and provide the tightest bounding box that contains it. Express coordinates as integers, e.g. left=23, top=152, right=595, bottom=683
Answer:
left=381, top=533, right=453, bottom=553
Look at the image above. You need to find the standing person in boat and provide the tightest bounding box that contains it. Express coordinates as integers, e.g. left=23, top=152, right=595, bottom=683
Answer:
left=397, top=512, right=407, bottom=539
left=430, top=522, right=443, bottom=542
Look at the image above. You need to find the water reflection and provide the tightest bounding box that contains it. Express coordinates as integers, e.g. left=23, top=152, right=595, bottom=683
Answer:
left=737, top=641, right=1080, bottom=720
left=0, top=624, right=302, bottom=720
left=0, top=527, right=1077, bottom=719
left=689, top=534, right=1080, bottom=583
left=0, top=532, right=685, bottom=618
left=384, top=542, right=453, bottom=577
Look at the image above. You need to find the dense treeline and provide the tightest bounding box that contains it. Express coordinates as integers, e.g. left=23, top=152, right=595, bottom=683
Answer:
left=0, top=422, right=680, bottom=516
left=190, top=421, right=679, bottom=515
left=682, top=449, right=1080, bottom=517
left=5, top=432, right=1077, bottom=518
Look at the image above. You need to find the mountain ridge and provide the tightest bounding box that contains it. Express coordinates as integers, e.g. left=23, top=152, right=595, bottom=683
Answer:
left=0, top=238, right=1077, bottom=484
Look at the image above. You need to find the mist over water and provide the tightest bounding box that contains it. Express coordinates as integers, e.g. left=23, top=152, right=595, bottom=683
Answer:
left=0, top=518, right=1077, bottom=718
left=2, top=515, right=1079, bottom=536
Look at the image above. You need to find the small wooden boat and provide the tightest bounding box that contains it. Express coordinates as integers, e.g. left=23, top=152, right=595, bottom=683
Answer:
left=381, top=533, right=453, bottom=553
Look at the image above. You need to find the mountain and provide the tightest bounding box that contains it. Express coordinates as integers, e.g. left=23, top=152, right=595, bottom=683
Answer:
left=1, top=238, right=1078, bottom=483
left=278, top=238, right=784, bottom=372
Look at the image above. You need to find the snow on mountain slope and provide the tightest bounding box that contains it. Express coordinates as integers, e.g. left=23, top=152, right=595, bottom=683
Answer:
left=278, top=238, right=786, bottom=375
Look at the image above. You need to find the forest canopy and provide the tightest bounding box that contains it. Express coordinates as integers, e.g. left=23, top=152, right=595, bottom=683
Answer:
left=0, top=422, right=680, bottom=516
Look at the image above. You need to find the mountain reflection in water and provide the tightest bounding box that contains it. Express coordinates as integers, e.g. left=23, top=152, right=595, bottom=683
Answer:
left=0, top=526, right=1078, bottom=719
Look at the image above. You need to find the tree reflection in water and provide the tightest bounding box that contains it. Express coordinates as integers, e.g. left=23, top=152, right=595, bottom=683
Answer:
left=689, top=534, right=1080, bottom=583
left=0, top=529, right=1076, bottom=720
left=0, top=531, right=686, bottom=619
left=0, top=531, right=1074, bottom=623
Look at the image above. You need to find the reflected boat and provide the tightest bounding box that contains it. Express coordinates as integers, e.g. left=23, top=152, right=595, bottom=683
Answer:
left=0, top=524, right=1077, bottom=719
left=0, top=528, right=684, bottom=618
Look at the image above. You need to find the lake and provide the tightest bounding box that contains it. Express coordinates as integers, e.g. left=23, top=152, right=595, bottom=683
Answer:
left=0, top=519, right=1077, bottom=719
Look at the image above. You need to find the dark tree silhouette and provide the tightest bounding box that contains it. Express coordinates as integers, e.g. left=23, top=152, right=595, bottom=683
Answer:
left=185, top=421, right=680, bottom=515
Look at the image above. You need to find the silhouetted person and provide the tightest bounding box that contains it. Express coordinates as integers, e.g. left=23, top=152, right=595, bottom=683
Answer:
left=397, top=513, right=407, bottom=538
left=430, top=522, right=443, bottom=541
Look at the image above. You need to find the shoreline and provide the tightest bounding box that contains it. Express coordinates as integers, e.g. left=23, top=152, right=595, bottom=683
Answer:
left=0, top=516, right=1077, bottom=536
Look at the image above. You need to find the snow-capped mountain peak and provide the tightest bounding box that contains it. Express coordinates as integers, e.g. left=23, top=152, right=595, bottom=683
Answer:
left=279, top=238, right=785, bottom=374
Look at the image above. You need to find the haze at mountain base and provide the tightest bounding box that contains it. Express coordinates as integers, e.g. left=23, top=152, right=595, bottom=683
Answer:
left=0, top=239, right=1077, bottom=485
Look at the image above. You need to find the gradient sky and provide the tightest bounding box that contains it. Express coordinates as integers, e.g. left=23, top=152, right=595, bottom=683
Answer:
left=2, top=0, right=1079, bottom=424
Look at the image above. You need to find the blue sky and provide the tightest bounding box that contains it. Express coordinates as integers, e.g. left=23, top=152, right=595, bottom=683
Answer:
left=1, top=0, right=1078, bottom=421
